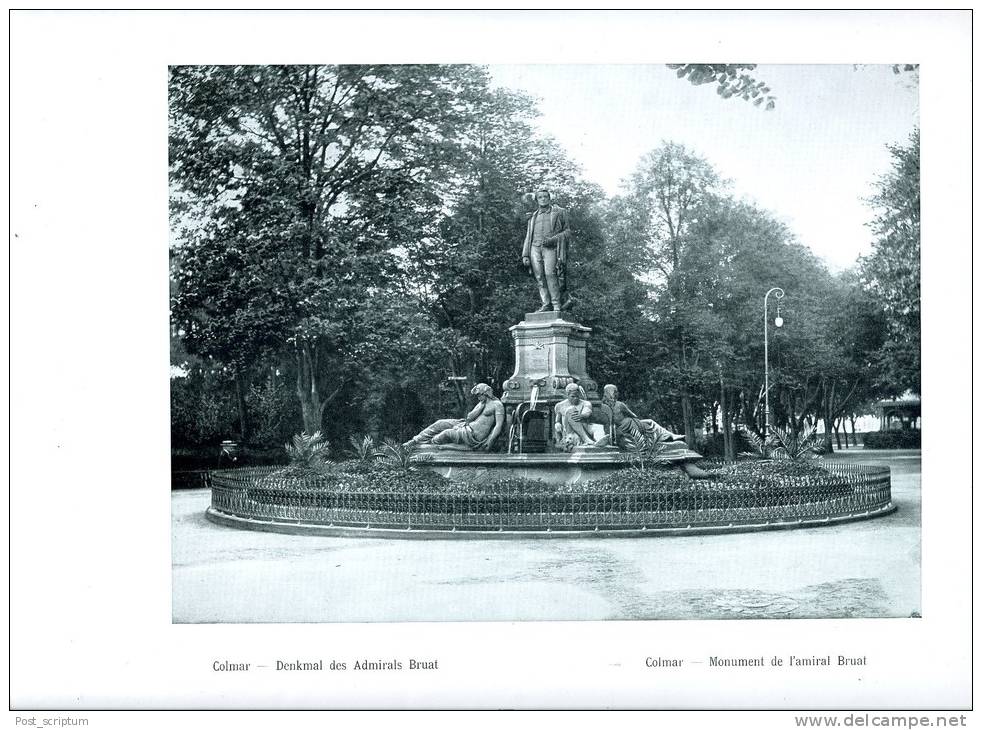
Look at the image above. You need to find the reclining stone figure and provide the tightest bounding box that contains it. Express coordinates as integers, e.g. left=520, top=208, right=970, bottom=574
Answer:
left=405, top=383, right=504, bottom=452
left=602, top=384, right=709, bottom=478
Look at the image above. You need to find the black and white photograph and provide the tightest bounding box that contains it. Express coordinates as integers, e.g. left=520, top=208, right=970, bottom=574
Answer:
left=9, top=9, right=972, bottom=718
left=170, top=61, right=920, bottom=624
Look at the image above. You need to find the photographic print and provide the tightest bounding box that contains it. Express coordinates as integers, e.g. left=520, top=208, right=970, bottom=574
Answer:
left=13, top=9, right=970, bottom=716
left=169, top=62, right=921, bottom=625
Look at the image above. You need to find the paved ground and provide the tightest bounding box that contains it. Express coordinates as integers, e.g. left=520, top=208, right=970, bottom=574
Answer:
left=171, top=450, right=920, bottom=623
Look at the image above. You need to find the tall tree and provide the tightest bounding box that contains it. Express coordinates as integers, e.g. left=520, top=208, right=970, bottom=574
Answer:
left=675, top=195, right=834, bottom=456
left=170, top=220, right=295, bottom=440
left=810, top=270, right=887, bottom=451
left=170, top=65, right=489, bottom=433
left=860, top=129, right=920, bottom=396
left=612, top=142, right=723, bottom=444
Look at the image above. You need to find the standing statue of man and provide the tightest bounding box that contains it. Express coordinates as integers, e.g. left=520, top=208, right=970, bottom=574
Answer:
left=522, top=189, right=571, bottom=312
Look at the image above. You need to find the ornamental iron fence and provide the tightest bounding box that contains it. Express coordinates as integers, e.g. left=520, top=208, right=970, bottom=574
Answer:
left=207, top=463, right=892, bottom=533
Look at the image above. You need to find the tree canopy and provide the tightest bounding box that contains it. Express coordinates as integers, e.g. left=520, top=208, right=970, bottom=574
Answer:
left=170, top=64, right=918, bottom=456
left=860, top=129, right=920, bottom=396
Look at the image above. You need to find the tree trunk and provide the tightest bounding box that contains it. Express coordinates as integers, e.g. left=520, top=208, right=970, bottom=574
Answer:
left=720, top=379, right=735, bottom=463
left=447, top=355, right=467, bottom=414
left=710, top=401, right=719, bottom=436
left=294, top=339, right=347, bottom=436
left=296, top=341, right=326, bottom=435
left=299, top=397, right=323, bottom=435
left=822, top=412, right=835, bottom=454
left=233, top=368, right=250, bottom=442
left=849, top=415, right=858, bottom=446
left=833, top=418, right=843, bottom=449
left=822, top=404, right=834, bottom=454
left=681, top=392, right=696, bottom=448
left=781, top=389, right=799, bottom=437
left=740, top=387, right=760, bottom=437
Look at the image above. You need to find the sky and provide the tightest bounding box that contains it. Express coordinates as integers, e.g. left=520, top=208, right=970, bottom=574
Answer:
left=488, top=64, right=918, bottom=272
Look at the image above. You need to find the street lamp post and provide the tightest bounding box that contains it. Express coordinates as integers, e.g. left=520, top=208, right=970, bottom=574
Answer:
left=763, top=287, right=785, bottom=436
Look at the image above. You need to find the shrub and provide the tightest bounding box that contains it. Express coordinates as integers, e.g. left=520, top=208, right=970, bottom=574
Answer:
left=738, top=425, right=825, bottom=460
left=324, top=464, right=450, bottom=493
left=249, top=376, right=297, bottom=446
left=587, top=467, right=691, bottom=494
left=243, top=458, right=845, bottom=498
left=708, top=459, right=836, bottom=480
left=696, top=431, right=752, bottom=458
left=171, top=470, right=210, bottom=489
left=170, top=373, right=238, bottom=446
left=172, top=445, right=287, bottom=473
left=863, top=430, right=921, bottom=449
left=738, top=427, right=774, bottom=458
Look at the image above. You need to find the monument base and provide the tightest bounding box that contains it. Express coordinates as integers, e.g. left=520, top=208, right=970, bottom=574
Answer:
left=501, top=311, right=598, bottom=405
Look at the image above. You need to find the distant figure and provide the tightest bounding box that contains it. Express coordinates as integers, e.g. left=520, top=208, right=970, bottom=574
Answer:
left=522, top=189, right=571, bottom=312
left=405, top=383, right=504, bottom=451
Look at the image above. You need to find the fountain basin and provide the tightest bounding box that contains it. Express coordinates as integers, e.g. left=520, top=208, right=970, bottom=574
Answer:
left=416, top=447, right=703, bottom=485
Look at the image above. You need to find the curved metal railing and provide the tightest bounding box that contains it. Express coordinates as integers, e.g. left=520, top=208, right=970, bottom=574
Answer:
left=207, top=462, right=892, bottom=534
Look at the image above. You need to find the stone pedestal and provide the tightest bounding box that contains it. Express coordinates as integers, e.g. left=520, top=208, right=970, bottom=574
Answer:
left=501, top=311, right=599, bottom=406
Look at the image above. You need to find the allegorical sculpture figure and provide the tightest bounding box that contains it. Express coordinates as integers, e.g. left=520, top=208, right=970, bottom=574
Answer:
left=602, top=384, right=709, bottom=478
left=601, top=384, right=686, bottom=449
left=554, top=383, right=608, bottom=450
left=405, top=383, right=505, bottom=451
left=522, top=189, right=571, bottom=312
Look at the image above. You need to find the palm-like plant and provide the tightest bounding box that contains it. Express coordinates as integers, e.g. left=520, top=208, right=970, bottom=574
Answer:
left=374, top=438, right=432, bottom=470
left=285, top=431, right=331, bottom=470
left=740, top=424, right=823, bottom=460
left=348, top=434, right=376, bottom=462
left=618, top=418, right=647, bottom=449
left=739, top=426, right=777, bottom=459
left=618, top=433, right=669, bottom=472
left=770, top=423, right=824, bottom=460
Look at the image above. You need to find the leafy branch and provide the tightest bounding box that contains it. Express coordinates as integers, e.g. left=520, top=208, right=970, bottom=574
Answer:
left=667, top=64, right=776, bottom=109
